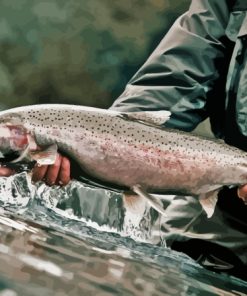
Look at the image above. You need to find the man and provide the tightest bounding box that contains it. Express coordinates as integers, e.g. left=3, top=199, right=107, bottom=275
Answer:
left=109, top=0, right=247, bottom=278
left=0, top=0, right=247, bottom=279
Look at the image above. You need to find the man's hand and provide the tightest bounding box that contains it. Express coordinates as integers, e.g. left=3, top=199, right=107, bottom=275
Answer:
left=237, top=185, right=247, bottom=204
left=0, top=153, right=71, bottom=186
left=32, top=154, right=71, bottom=186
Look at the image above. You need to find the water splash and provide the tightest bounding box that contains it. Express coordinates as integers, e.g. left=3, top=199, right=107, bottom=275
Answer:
left=0, top=172, right=33, bottom=210
left=0, top=172, right=160, bottom=243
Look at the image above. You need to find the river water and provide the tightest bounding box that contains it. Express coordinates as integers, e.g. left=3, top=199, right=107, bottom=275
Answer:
left=0, top=172, right=246, bottom=296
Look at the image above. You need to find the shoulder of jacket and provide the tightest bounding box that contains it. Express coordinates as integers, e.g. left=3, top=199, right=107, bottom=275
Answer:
left=232, top=0, right=247, bottom=12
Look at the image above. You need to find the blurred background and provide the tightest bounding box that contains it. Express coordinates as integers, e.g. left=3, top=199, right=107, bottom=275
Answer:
left=0, top=0, right=212, bottom=136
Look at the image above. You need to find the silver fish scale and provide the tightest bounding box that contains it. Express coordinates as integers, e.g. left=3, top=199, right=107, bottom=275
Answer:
left=0, top=104, right=246, bottom=196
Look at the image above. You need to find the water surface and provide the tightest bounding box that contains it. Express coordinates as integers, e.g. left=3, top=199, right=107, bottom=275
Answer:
left=0, top=173, right=246, bottom=296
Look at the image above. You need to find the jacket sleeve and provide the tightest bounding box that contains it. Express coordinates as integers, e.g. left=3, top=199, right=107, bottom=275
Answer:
left=110, top=0, right=232, bottom=131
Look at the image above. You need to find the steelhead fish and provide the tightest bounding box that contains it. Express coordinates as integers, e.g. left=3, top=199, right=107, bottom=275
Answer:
left=0, top=104, right=246, bottom=217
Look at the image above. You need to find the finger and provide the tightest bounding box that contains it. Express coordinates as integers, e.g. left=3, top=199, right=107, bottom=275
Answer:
left=57, top=156, right=71, bottom=185
left=0, top=167, right=15, bottom=177
left=32, top=165, right=49, bottom=183
left=237, top=185, right=247, bottom=203
left=45, top=154, right=62, bottom=186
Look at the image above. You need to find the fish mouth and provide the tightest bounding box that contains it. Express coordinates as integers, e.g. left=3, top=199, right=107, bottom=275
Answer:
left=0, top=148, right=36, bottom=173
left=0, top=151, right=21, bottom=162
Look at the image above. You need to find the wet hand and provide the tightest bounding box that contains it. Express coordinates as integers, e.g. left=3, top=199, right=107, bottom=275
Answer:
left=237, top=185, right=247, bottom=204
left=32, top=153, right=71, bottom=186
left=0, top=153, right=71, bottom=186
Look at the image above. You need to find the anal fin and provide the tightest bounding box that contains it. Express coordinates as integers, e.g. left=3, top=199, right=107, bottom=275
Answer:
left=199, top=190, right=219, bottom=218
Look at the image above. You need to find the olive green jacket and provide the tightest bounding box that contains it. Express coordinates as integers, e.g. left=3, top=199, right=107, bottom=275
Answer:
left=110, top=0, right=247, bottom=272
left=111, top=0, right=247, bottom=150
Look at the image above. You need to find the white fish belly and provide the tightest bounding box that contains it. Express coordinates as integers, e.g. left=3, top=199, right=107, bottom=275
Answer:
left=75, top=134, right=228, bottom=195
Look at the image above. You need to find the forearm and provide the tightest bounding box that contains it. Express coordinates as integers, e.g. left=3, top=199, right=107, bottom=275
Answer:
left=111, top=0, right=232, bottom=132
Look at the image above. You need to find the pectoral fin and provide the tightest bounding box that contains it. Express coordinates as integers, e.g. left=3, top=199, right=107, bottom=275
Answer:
left=132, top=184, right=167, bottom=216
left=199, top=190, right=219, bottom=218
left=30, top=143, right=58, bottom=166
left=121, top=110, right=171, bottom=126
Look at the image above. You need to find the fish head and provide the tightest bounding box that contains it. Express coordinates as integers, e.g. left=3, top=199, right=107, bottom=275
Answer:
left=0, top=123, right=31, bottom=161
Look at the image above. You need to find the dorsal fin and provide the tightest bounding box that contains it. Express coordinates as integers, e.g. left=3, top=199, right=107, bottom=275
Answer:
left=120, top=110, right=171, bottom=126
